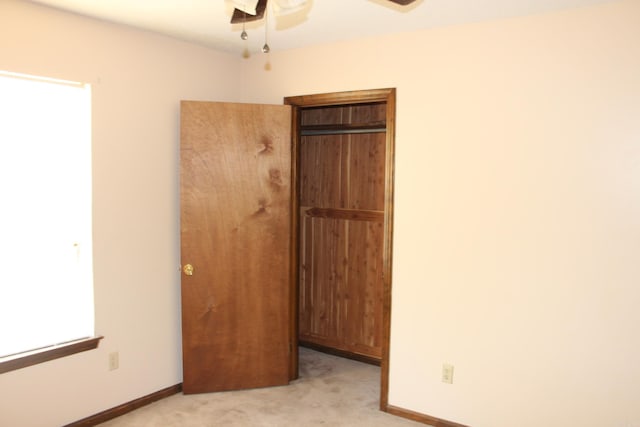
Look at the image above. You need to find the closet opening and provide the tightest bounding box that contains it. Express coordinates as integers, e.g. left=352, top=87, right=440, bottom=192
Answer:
left=285, top=89, right=396, bottom=409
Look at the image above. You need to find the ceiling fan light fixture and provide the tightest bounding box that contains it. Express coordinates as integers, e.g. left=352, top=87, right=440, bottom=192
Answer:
left=230, top=0, right=268, bottom=23
left=228, top=0, right=260, bottom=16
left=271, top=0, right=307, bottom=14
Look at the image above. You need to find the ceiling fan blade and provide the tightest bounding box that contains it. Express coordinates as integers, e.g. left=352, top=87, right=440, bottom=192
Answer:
left=387, top=0, right=418, bottom=5
left=231, top=0, right=268, bottom=23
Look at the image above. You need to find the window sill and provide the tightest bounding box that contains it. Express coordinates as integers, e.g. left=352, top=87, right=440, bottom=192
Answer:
left=0, top=336, right=103, bottom=374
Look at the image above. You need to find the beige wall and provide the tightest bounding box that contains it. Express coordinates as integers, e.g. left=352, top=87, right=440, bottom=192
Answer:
left=0, top=1, right=241, bottom=426
left=240, top=1, right=640, bottom=426
left=1, top=0, right=639, bottom=426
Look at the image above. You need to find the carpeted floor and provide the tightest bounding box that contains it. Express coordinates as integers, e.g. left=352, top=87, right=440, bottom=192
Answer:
left=101, top=347, right=426, bottom=426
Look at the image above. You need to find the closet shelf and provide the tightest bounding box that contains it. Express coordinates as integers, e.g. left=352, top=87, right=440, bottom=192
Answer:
left=300, top=121, right=386, bottom=136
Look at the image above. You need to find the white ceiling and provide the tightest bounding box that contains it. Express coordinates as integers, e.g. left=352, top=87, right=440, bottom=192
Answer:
left=29, top=0, right=614, bottom=55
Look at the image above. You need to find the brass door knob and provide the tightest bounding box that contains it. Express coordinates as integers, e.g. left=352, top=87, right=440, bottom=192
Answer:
left=183, top=264, right=194, bottom=276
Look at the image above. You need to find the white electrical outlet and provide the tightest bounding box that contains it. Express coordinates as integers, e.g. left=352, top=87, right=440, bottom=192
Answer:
left=108, top=352, right=119, bottom=371
left=442, top=363, right=454, bottom=384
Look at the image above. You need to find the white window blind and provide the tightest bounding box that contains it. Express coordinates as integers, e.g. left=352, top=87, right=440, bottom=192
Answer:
left=0, top=71, right=94, bottom=358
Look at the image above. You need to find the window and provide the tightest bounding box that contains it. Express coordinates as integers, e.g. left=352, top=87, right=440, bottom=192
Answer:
left=0, top=71, right=100, bottom=372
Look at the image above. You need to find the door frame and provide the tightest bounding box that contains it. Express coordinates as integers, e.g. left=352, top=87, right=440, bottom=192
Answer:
left=284, top=88, right=396, bottom=410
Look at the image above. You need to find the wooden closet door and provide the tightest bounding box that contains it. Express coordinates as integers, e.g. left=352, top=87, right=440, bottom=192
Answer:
left=298, top=103, right=386, bottom=359
left=180, top=101, right=292, bottom=393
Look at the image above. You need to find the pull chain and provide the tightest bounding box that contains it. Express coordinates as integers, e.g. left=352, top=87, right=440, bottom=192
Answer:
left=240, top=2, right=248, bottom=40
left=262, top=6, right=270, bottom=53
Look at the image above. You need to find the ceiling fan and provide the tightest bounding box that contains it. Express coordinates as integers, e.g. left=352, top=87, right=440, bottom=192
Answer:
left=229, top=0, right=418, bottom=24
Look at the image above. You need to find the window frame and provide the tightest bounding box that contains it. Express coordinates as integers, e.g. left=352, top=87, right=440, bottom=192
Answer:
left=0, top=336, right=103, bottom=374
left=0, top=70, right=100, bottom=373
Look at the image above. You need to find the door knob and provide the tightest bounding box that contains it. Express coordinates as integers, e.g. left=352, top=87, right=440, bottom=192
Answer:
left=183, top=264, right=194, bottom=276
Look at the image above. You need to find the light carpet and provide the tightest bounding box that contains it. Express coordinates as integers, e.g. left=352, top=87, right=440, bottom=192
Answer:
left=101, top=347, right=427, bottom=426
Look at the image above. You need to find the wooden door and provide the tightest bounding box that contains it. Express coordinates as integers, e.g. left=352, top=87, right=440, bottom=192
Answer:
left=180, top=101, right=292, bottom=394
